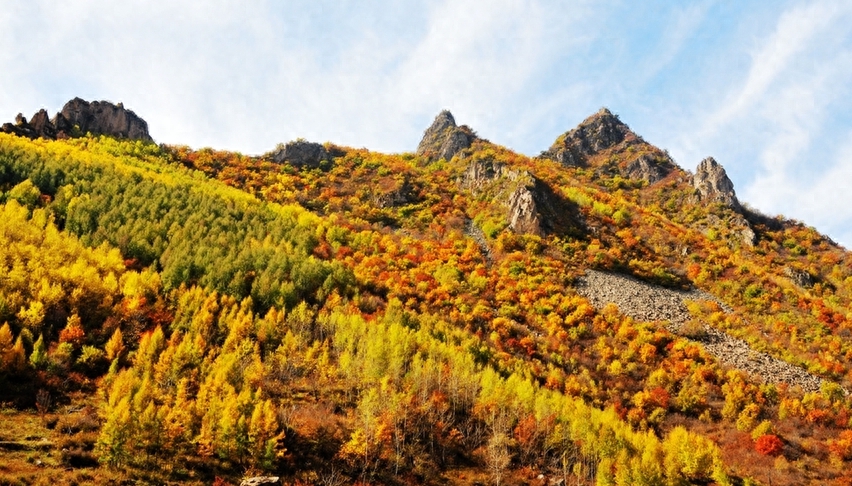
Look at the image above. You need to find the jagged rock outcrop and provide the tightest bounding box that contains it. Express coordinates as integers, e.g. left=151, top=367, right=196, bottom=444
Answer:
left=539, top=108, right=639, bottom=166
left=1, top=115, right=37, bottom=139
left=373, top=179, right=418, bottom=208
left=29, top=109, right=56, bottom=139
left=461, top=158, right=582, bottom=237
left=623, top=153, right=673, bottom=185
left=1, top=98, right=152, bottom=141
left=269, top=140, right=330, bottom=168
left=693, top=157, right=740, bottom=210
left=692, top=157, right=755, bottom=246
left=56, top=98, right=151, bottom=140
left=784, top=266, right=814, bottom=288
left=417, top=110, right=475, bottom=162
left=508, top=184, right=543, bottom=235
left=460, top=158, right=519, bottom=191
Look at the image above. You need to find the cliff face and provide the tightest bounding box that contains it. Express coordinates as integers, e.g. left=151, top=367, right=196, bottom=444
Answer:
left=57, top=98, right=151, bottom=141
left=1, top=98, right=152, bottom=141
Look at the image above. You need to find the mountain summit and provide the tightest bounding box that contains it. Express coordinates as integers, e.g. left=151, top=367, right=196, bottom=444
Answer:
left=416, top=110, right=477, bottom=162
left=539, top=107, right=639, bottom=166
left=1, top=97, right=151, bottom=141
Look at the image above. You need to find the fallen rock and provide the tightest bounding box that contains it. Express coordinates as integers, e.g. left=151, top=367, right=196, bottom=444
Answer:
left=240, top=477, right=280, bottom=486
left=417, top=110, right=475, bottom=162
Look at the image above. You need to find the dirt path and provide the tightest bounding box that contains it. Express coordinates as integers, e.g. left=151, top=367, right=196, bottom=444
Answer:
left=576, top=270, right=829, bottom=393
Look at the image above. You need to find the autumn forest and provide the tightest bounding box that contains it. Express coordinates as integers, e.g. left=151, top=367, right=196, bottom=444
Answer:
left=1, top=100, right=852, bottom=485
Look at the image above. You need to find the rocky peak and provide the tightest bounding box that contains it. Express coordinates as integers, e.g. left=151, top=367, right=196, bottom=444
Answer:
left=693, top=157, right=740, bottom=210
left=539, top=107, right=638, bottom=166
left=268, top=140, right=330, bottom=168
left=29, top=109, right=56, bottom=139
left=1, top=98, right=152, bottom=141
left=57, top=98, right=151, bottom=141
left=417, top=110, right=475, bottom=162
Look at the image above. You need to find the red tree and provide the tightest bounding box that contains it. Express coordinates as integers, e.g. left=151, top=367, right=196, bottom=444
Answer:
left=755, top=434, right=784, bottom=457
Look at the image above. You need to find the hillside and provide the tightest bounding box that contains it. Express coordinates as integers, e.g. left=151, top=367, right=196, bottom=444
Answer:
left=1, top=99, right=852, bottom=485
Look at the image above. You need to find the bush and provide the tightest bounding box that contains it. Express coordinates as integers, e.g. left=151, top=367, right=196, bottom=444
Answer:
left=754, top=434, right=783, bottom=457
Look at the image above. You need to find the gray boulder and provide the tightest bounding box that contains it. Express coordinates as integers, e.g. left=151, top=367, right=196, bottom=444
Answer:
left=239, top=477, right=280, bottom=486
left=784, top=266, right=814, bottom=288
left=268, top=140, right=330, bottom=168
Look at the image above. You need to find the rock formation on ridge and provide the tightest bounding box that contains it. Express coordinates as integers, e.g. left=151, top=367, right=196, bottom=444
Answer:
left=417, top=110, right=476, bottom=162
left=1, top=98, right=152, bottom=141
left=268, top=140, right=331, bottom=168
left=539, top=108, right=639, bottom=167
left=692, top=157, right=740, bottom=210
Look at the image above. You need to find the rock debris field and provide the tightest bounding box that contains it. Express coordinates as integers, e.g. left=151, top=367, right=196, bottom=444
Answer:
left=576, top=270, right=833, bottom=394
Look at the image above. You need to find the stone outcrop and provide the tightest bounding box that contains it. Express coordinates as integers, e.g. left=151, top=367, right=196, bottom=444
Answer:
left=417, top=110, right=475, bottom=162
left=623, top=153, right=673, bottom=185
left=57, top=98, right=151, bottom=140
left=460, top=158, right=518, bottom=192
left=693, top=157, right=740, bottom=210
left=539, top=108, right=638, bottom=167
left=29, top=109, right=56, bottom=139
left=1, top=98, right=152, bottom=141
left=373, top=179, right=418, bottom=208
left=691, top=157, right=757, bottom=246
left=461, top=158, right=583, bottom=237
left=269, top=140, right=330, bottom=168
left=464, top=218, right=493, bottom=266
left=576, top=270, right=834, bottom=393
left=784, top=266, right=814, bottom=288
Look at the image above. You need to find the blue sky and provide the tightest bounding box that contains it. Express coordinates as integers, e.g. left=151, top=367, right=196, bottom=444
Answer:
left=3, top=1, right=852, bottom=247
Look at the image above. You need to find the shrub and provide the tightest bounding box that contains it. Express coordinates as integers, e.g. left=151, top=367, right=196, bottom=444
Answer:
left=754, top=434, right=783, bottom=457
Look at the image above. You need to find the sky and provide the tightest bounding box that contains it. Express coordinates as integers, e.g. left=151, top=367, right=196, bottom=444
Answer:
left=3, top=1, right=852, bottom=246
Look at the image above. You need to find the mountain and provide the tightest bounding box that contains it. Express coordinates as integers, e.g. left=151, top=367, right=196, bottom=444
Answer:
left=1, top=98, right=851, bottom=485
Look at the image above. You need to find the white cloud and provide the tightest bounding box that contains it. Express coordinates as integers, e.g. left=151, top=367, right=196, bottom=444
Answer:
left=700, top=2, right=844, bottom=138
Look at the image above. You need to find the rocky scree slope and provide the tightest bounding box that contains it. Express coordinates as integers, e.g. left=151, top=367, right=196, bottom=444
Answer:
left=576, top=270, right=830, bottom=393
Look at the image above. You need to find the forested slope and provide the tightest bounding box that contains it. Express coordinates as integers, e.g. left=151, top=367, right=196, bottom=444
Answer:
left=1, top=103, right=852, bottom=485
